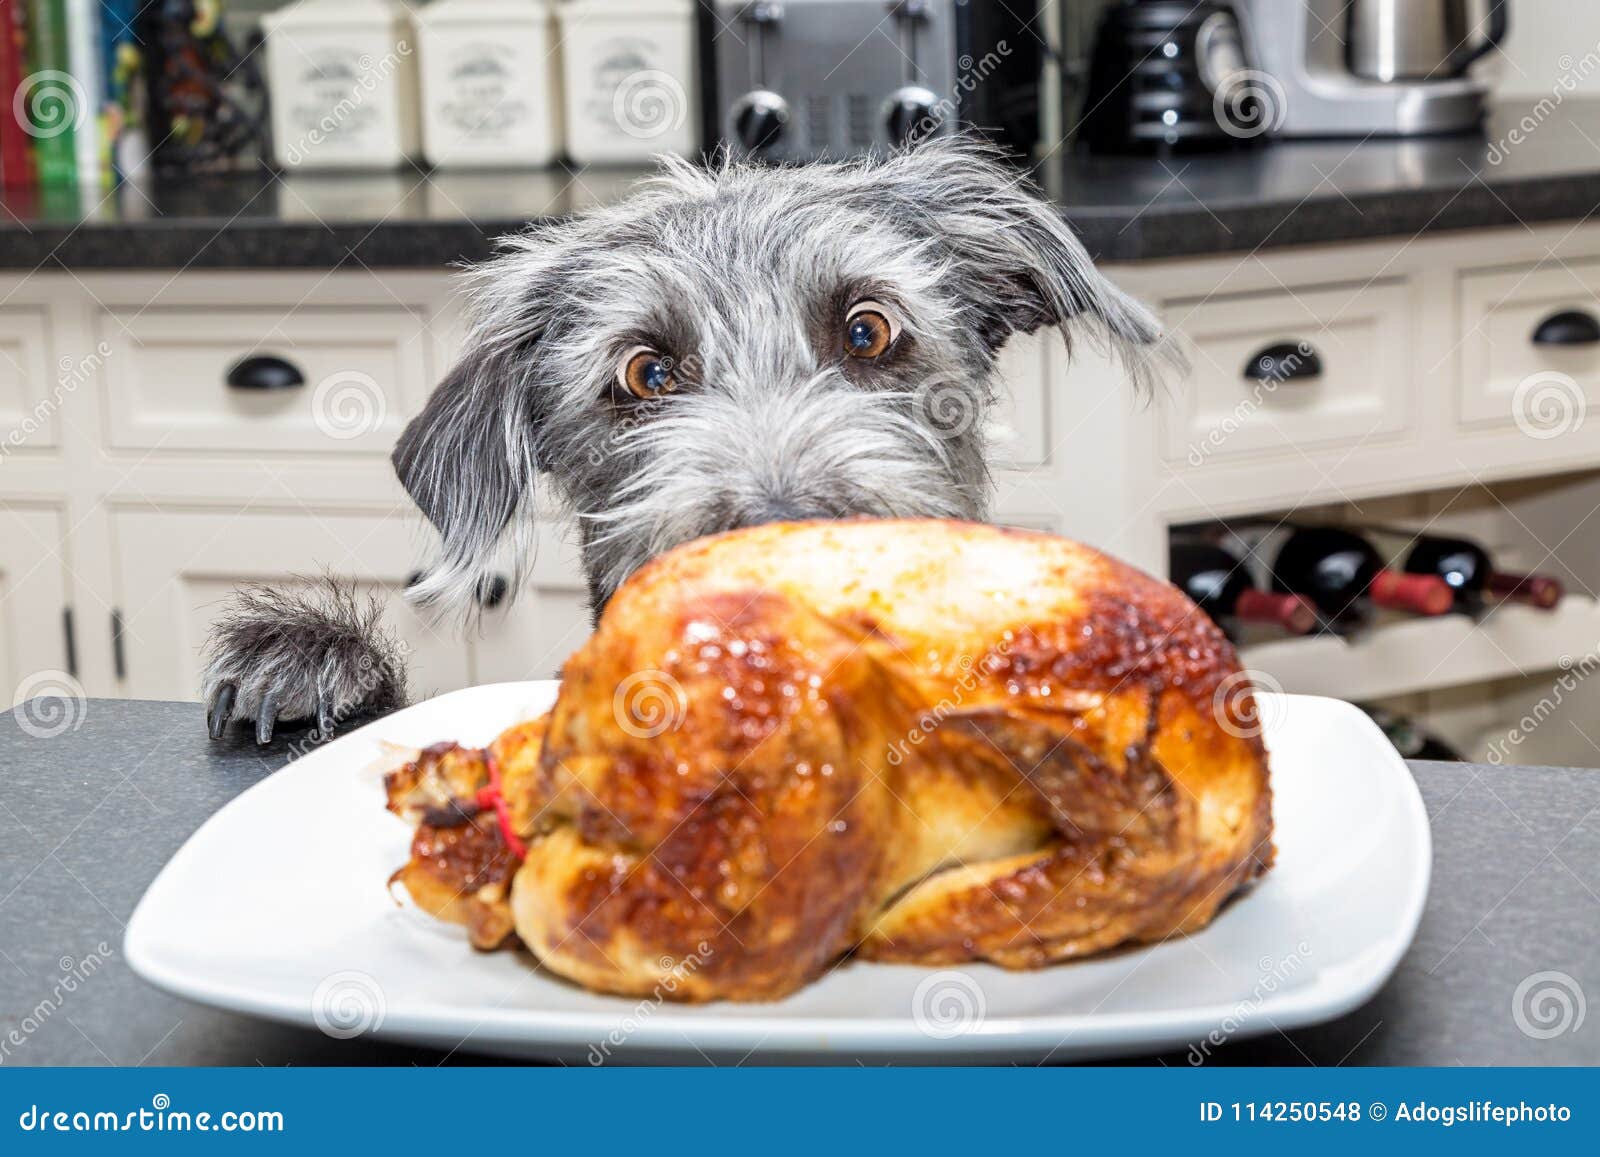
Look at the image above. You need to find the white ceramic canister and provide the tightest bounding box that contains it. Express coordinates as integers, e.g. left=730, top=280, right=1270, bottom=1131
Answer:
left=263, top=0, right=422, bottom=171
left=554, top=0, right=698, bottom=165
left=416, top=0, right=564, bottom=169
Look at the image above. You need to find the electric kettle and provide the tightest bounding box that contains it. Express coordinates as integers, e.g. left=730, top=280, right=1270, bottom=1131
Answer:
left=1346, top=0, right=1509, bottom=83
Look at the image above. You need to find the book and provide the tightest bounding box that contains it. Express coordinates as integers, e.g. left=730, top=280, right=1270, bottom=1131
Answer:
left=0, top=0, right=35, bottom=187
left=24, top=0, right=73, bottom=186
left=64, top=0, right=100, bottom=187
left=97, top=0, right=144, bottom=183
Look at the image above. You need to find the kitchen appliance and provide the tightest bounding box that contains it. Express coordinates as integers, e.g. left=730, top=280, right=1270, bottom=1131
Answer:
left=1078, top=1, right=1261, bottom=154
left=1347, top=0, right=1508, bottom=82
left=1234, top=0, right=1508, bottom=138
left=699, top=0, right=1042, bottom=162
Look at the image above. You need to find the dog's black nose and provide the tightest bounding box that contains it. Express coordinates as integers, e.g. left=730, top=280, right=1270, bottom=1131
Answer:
left=753, top=500, right=810, bottom=526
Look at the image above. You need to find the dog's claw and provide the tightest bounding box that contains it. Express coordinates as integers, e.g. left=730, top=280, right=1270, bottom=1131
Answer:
left=256, top=694, right=279, bottom=746
left=200, top=578, right=408, bottom=744
left=207, top=682, right=237, bottom=740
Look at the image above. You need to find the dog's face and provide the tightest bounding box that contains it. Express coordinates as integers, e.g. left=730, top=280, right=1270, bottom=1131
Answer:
left=395, top=140, right=1177, bottom=614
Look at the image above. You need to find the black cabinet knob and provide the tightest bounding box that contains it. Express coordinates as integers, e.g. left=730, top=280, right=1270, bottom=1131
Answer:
left=1531, top=309, right=1600, bottom=346
left=226, top=354, right=306, bottom=391
left=1243, top=342, right=1322, bottom=383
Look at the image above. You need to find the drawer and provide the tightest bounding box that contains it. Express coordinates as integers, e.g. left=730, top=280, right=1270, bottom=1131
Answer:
left=1458, top=260, right=1600, bottom=435
left=1162, top=280, right=1414, bottom=466
left=0, top=307, right=60, bottom=452
left=97, top=306, right=430, bottom=454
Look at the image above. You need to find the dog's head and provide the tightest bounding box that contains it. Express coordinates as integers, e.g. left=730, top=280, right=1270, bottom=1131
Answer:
left=395, top=139, right=1180, bottom=614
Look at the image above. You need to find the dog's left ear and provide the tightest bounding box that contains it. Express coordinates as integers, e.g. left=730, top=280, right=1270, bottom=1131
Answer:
left=881, top=138, right=1186, bottom=393
left=392, top=331, right=543, bottom=617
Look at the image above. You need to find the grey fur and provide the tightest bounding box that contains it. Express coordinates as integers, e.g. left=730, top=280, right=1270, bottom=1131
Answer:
left=200, top=577, right=406, bottom=742
left=204, top=138, right=1181, bottom=738
left=395, top=136, right=1180, bottom=615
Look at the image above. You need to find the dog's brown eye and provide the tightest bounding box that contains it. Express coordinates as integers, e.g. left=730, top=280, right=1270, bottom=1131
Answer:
left=845, top=301, right=899, bottom=359
left=618, top=347, right=676, bottom=399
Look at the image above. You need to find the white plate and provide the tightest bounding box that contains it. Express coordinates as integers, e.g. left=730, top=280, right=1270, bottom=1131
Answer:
left=126, top=685, right=1430, bottom=1064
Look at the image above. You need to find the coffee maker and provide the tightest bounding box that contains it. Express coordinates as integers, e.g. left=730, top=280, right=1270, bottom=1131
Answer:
left=1078, top=2, right=1261, bottom=154
left=1234, top=0, right=1507, bottom=137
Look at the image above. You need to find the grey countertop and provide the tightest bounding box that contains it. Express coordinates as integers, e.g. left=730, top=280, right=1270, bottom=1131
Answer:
left=4, top=99, right=1600, bottom=269
left=0, top=698, right=1595, bottom=1066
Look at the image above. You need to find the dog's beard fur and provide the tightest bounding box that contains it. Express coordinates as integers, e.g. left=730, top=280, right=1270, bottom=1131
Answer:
left=392, top=137, right=1185, bottom=619
left=578, top=368, right=988, bottom=602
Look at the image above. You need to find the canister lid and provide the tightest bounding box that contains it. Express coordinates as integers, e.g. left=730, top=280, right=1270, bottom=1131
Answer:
left=554, top=0, right=693, bottom=19
left=263, top=0, right=419, bottom=31
left=413, top=0, right=559, bottom=25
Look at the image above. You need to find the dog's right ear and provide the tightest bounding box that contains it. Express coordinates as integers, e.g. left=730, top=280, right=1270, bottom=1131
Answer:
left=392, top=333, right=542, bottom=616
left=876, top=137, right=1187, bottom=396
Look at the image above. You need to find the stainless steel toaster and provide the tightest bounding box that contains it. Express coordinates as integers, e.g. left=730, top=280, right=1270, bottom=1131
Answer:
left=698, top=0, right=1042, bottom=162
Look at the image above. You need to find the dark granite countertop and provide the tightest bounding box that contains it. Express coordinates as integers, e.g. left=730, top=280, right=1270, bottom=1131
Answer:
left=1050, top=99, right=1600, bottom=261
left=0, top=697, right=1595, bottom=1066
left=2, top=99, right=1600, bottom=270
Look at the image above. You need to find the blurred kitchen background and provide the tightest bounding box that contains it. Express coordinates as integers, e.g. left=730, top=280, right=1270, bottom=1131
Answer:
left=6, top=0, right=1600, bottom=769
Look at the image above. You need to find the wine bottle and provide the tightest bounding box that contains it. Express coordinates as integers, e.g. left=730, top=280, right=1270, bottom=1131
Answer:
left=1259, top=525, right=1454, bottom=628
left=1362, top=705, right=1465, bottom=761
left=1169, top=540, right=1317, bottom=636
left=1400, top=533, right=1563, bottom=614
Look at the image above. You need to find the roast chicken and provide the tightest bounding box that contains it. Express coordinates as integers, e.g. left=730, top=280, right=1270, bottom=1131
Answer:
left=386, top=520, right=1274, bottom=1002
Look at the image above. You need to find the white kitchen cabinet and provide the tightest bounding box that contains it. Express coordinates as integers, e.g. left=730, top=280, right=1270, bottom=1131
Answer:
left=97, top=305, right=431, bottom=456
left=990, top=330, right=1051, bottom=468
left=1161, top=278, right=1416, bottom=466
left=1458, top=259, right=1600, bottom=439
left=0, top=507, right=73, bottom=703
left=109, top=509, right=471, bottom=703
left=0, top=308, right=58, bottom=452
left=472, top=522, right=593, bottom=684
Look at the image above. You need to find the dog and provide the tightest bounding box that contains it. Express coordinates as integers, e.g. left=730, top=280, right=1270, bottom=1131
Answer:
left=201, top=138, right=1180, bottom=744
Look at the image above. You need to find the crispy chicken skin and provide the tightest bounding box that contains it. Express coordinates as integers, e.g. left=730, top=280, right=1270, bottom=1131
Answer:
left=388, top=520, right=1273, bottom=1002
left=384, top=721, right=546, bottom=950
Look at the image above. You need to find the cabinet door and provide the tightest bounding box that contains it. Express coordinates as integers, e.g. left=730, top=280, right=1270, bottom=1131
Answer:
left=472, top=522, right=593, bottom=684
left=111, top=510, right=472, bottom=702
left=0, top=507, right=71, bottom=700
left=0, top=308, right=57, bottom=451
left=991, top=330, right=1050, bottom=468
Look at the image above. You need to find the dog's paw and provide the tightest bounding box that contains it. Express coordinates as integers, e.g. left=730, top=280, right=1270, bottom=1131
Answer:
left=201, top=577, right=408, bottom=744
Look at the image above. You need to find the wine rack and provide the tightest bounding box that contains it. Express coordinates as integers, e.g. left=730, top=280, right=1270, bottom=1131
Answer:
left=1239, top=598, right=1597, bottom=701
left=1170, top=468, right=1600, bottom=767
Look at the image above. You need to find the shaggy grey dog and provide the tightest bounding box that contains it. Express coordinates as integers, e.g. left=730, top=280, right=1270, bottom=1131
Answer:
left=202, top=139, right=1179, bottom=743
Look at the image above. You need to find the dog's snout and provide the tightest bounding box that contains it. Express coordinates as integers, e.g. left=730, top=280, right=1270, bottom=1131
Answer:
left=753, top=499, right=812, bottom=526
